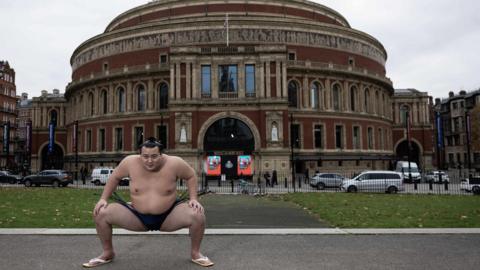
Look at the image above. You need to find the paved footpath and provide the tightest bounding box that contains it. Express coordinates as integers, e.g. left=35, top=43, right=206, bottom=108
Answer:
left=1, top=194, right=479, bottom=269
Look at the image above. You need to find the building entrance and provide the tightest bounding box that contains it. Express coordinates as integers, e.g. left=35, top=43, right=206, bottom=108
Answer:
left=41, top=144, right=64, bottom=170
left=203, top=117, right=254, bottom=180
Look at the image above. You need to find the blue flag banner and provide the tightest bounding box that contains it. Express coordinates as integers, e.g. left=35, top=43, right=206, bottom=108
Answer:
left=26, top=121, right=32, bottom=153
left=48, top=122, right=55, bottom=153
left=436, top=112, right=443, bottom=148
left=3, top=121, right=10, bottom=154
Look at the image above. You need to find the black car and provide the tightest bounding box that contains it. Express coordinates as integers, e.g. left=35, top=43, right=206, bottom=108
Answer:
left=23, top=170, right=73, bottom=187
left=0, top=170, right=23, bottom=184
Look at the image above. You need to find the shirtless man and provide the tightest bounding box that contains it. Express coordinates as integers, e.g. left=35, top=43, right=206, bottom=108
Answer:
left=83, top=138, right=213, bottom=268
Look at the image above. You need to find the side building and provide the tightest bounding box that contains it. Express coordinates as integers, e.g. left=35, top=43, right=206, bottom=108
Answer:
left=434, top=90, right=480, bottom=174
left=0, top=60, right=18, bottom=170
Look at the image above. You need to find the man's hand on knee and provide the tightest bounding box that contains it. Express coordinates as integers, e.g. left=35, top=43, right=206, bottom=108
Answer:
left=93, top=199, right=108, bottom=217
left=188, top=199, right=204, bottom=213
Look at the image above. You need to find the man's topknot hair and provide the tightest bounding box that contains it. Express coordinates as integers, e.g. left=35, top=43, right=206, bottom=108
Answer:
left=139, top=137, right=163, bottom=151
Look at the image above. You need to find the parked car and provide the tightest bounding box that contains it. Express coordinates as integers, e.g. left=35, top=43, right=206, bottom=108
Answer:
left=396, top=161, right=421, bottom=183
left=90, top=167, right=129, bottom=186
left=341, top=171, right=404, bottom=194
left=0, top=170, right=23, bottom=184
left=424, top=171, right=450, bottom=183
left=460, top=176, right=480, bottom=195
left=23, top=170, right=73, bottom=187
left=309, top=173, right=344, bottom=190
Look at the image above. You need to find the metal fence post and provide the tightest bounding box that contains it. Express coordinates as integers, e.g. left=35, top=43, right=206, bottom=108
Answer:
left=231, top=179, right=234, bottom=193
left=284, top=177, right=287, bottom=188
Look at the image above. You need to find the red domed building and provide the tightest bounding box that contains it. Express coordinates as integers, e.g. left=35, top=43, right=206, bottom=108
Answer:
left=30, top=0, right=421, bottom=179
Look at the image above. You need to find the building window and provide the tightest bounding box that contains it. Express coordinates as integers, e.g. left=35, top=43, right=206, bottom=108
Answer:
left=314, top=125, right=323, bottom=148
left=158, top=82, right=168, bottom=109
left=350, top=86, right=357, bottom=111
left=332, top=84, right=341, bottom=111
left=99, top=129, right=106, bottom=151
left=291, top=124, right=300, bottom=149
left=117, top=87, right=125, bottom=112
left=218, top=65, right=237, bottom=92
left=160, top=54, right=168, bottom=64
left=115, top=128, right=123, bottom=151
left=157, top=125, right=168, bottom=149
left=137, top=85, right=146, bottom=111
left=135, top=126, right=144, bottom=149
left=353, top=126, right=360, bottom=149
left=367, top=127, right=373, bottom=150
left=88, top=92, right=94, bottom=116
left=335, top=125, right=343, bottom=149
left=201, top=65, right=211, bottom=97
left=311, top=82, right=320, bottom=109
left=102, top=90, right=108, bottom=114
left=86, top=130, right=92, bottom=151
left=379, top=128, right=384, bottom=150
left=288, top=81, right=299, bottom=108
left=245, top=64, right=255, bottom=97
left=288, top=52, right=296, bottom=61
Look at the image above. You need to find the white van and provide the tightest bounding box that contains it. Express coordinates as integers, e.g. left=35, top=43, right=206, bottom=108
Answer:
left=395, top=161, right=421, bottom=183
left=91, top=167, right=113, bottom=186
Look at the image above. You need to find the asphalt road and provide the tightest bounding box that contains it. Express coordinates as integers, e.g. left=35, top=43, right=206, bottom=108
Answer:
left=1, top=234, right=479, bottom=270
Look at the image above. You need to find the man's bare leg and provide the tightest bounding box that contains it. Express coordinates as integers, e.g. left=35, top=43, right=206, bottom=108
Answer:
left=93, top=203, right=147, bottom=260
left=161, top=203, right=207, bottom=260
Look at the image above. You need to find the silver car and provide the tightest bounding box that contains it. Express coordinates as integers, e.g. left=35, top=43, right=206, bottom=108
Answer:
left=424, top=171, right=449, bottom=183
left=341, top=171, right=404, bottom=194
left=309, top=173, right=344, bottom=190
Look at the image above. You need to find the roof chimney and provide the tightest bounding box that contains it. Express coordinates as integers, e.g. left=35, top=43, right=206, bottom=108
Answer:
left=435, top=98, right=441, bottom=105
left=448, top=91, right=454, bottom=98
left=459, top=90, right=466, bottom=96
left=41, top=90, right=48, bottom=97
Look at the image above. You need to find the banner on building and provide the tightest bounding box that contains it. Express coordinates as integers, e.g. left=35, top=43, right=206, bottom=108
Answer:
left=205, top=156, right=221, bottom=176
left=3, top=121, right=10, bottom=154
left=26, top=120, right=32, bottom=153
left=48, top=121, right=55, bottom=153
left=237, top=155, right=253, bottom=175
left=72, top=121, right=78, bottom=153
left=436, top=112, right=443, bottom=148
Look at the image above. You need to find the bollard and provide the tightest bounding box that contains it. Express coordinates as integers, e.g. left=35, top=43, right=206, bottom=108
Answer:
left=414, top=181, right=417, bottom=190
left=429, top=181, right=433, bottom=190
left=298, top=177, right=301, bottom=188
left=284, top=177, right=288, bottom=188
left=180, top=179, right=183, bottom=186
left=444, top=181, right=448, bottom=191
left=218, top=177, right=221, bottom=187
left=231, top=179, right=234, bottom=193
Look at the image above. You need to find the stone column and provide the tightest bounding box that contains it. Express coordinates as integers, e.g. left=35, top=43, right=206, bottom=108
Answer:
left=126, top=81, right=133, bottom=112
left=108, top=84, right=114, bottom=114
left=192, top=63, right=198, bottom=99
left=282, top=61, right=287, bottom=98
left=325, top=78, right=331, bottom=110
left=212, top=64, right=218, bottom=99
left=186, top=62, right=191, bottom=99
left=175, top=64, right=181, bottom=99
left=259, top=62, right=265, bottom=98
left=238, top=61, right=245, bottom=98
left=303, top=76, right=309, bottom=108
left=148, top=79, right=154, bottom=110
left=265, top=62, right=271, bottom=98
left=343, top=81, right=349, bottom=111
left=170, top=64, right=175, bottom=100
left=276, top=60, right=281, bottom=98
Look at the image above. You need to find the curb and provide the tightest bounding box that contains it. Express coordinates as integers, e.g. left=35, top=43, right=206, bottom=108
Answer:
left=1, top=228, right=480, bottom=235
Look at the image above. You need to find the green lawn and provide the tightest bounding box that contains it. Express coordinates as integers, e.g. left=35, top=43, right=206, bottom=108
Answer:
left=280, top=192, right=480, bottom=228
left=1, top=187, right=479, bottom=228
left=0, top=188, right=130, bottom=228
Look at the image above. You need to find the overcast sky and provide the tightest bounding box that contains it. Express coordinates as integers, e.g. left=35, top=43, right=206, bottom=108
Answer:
left=1, top=0, right=479, bottom=99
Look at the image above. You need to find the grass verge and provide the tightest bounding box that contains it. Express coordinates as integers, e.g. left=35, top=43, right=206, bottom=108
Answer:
left=279, top=192, right=480, bottom=228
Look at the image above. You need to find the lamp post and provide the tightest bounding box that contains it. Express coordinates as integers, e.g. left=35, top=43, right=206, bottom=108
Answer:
left=465, top=111, right=472, bottom=178
left=290, top=113, right=296, bottom=192
left=405, top=110, right=414, bottom=186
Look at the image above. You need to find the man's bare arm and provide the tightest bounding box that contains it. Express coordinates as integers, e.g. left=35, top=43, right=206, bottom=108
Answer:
left=100, top=156, right=131, bottom=201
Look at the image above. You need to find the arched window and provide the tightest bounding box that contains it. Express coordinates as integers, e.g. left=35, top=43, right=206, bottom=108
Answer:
left=158, top=82, right=168, bottom=109
left=332, top=84, right=341, bottom=111
left=50, top=110, right=57, bottom=126
left=400, top=105, right=410, bottom=125
left=350, top=86, right=357, bottom=112
left=117, top=87, right=125, bottom=113
left=137, top=85, right=146, bottom=111
left=88, top=92, right=94, bottom=116
left=101, top=90, right=108, bottom=114
left=364, top=88, right=370, bottom=113
left=310, top=82, right=320, bottom=109
left=288, top=81, right=299, bottom=108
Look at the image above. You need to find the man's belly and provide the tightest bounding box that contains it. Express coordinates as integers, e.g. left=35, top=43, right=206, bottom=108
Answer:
left=130, top=194, right=177, bottom=214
